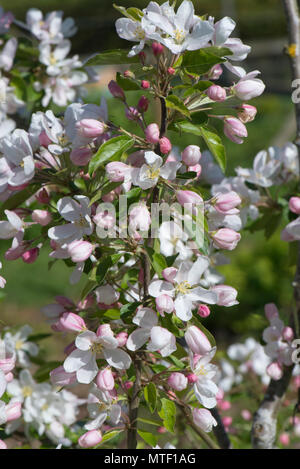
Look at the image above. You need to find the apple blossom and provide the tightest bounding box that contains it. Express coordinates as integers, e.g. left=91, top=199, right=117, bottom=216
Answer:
left=192, top=408, right=217, bottom=433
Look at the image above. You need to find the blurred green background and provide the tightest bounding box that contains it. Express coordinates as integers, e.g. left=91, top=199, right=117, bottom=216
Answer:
left=0, top=0, right=296, bottom=354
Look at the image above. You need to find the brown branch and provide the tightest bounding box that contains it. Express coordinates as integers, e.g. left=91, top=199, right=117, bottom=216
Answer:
left=251, top=0, right=300, bottom=449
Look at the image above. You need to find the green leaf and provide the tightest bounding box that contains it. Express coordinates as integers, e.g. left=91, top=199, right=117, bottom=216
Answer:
left=137, top=417, right=163, bottom=427
left=137, top=430, right=157, bottom=447
left=158, top=398, right=176, bottom=433
left=183, top=81, right=213, bottom=97
left=84, top=49, right=139, bottom=67
left=120, top=302, right=140, bottom=320
left=116, top=72, right=141, bottom=91
left=176, top=171, right=197, bottom=180
left=100, top=430, right=123, bottom=444
left=152, top=253, right=168, bottom=276
left=104, top=308, right=120, bottom=320
left=89, top=136, right=134, bottom=174
left=144, top=382, right=157, bottom=414
left=170, top=114, right=208, bottom=136
left=199, top=125, right=226, bottom=173
left=96, top=254, right=123, bottom=284
left=113, top=4, right=143, bottom=21
left=81, top=280, right=97, bottom=300
left=182, top=47, right=231, bottom=75
left=165, top=95, right=191, bottom=118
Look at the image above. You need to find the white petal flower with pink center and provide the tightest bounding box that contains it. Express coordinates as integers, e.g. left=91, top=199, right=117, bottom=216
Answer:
left=132, top=151, right=181, bottom=190
left=63, top=330, right=131, bottom=384
left=147, top=326, right=177, bottom=357
left=85, top=385, right=121, bottom=430
left=48, top=195, right=93, bottom=244
left=0, top=210, right=24, bottom=240
left=4, top=325, right=38, bottom=368
left=149, top=257, right=218, bottom=321
left=191, top=347, right=219, bottom=409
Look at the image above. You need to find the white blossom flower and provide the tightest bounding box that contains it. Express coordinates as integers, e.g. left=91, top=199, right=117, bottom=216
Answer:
left=132, top=151, right=181, bottom=190
left=85, top=385, right=121, bottom=430
left=4, top=325, right=38, bottom=367
left=191, top=347, right=219, bottom=409
left=149, top=257, right=218, bottom=321
left=48, top=196, right=93, bottom=244
left=127, top=307, right=158, bottom=351
left=63, top=330, right=131, bottom=384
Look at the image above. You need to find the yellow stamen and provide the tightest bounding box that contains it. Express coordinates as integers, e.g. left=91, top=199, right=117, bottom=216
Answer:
left=22, top=386, right=32, bottom=398
left=175, top=280, right=191, bottom=295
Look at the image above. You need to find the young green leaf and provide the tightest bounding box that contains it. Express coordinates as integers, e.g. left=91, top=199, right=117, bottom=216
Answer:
left=89, top=135, right=134, bottom=174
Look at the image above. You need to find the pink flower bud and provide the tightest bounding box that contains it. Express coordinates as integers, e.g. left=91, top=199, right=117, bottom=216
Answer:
left=116, top=332, right=128, bottom=347
left=157, top=426, right=167, bottom=434
left=0, top=439, right=7, bottom=449
left=187, top=373, right=198, bottom=384
left=152, top=42, right=164, bottom=56
left=185, top=326, right=211, bottom=355
left=238, top=104, right=257, bottom=123
left=208, top=64, right=223, bottom=80
left=32, top=209, right=52, bottom=226
left=76, top=119, right=106, bottom=138
left=0, top=356, right=15, bottom=374
left=35, top=187, right=50, bottom=204
left=241, top=409, right=252, bottom=421
left=156, top=294, right=174, bottom=314
left=234, top=78, right=265, bottom=100
left=283, top=326, right=294, bottom=342
left=162, top=267, right=177, bottom=283
left=139, top=51, right=146, bottom=65
left=192, top=408, right=217, bottom=433
left=22, top=247, right=39, bottom=264
left=97, top=324, right=114, bottom=338
left=176, top=190, right=203, bottom=206
left=50, top=366, right=77, bottom=386
left=167, top=67, right=175, bottom=75
left=129, top=204, right=151, bottom=232
left=267, top=361, right=283, bottom=380
left=188, top=164, right=202, bottom=178
left=224, top=117, right=248, bottom=144
left=167, top=372, right=188, bottom=391
left=5, top=401, right=21, bottom=422
left=124, top=70, right=135, bottom=79
left=58, top=312, right=87, bottom=332
left=182, top=145, right=201, bottom=166
left=145, top=123, right=160, bottom=144
left=78, top=430, right=102, bottom=448
left=124, top=381, right=133, bottom=390
left=211, top=228, right=241, bottom=250
left=197, top=304, right=211, bottom=318
left=289, top=196, right=300, bottom=214
left=39, top=130, right=52, bottom=147
left=279, top=433, right=290, bottom=446
left=96, top=368, right=115, bottom=391
left=218, top=400, right=231, bottom=411
left=125, top=107, right=140, bottom=121
left=138, top=95, right=149, bottom=113
left=68, top=240, right=93, bottom=263
left=206, top=85, right=226, bottom=102
left=108, top=80, right=125, bottom=100
left=70, top=147, right=92, bottom=166
left=214, top=191, right=241, bottom=214
left=264, top=303, right=279, bottom=321
left=106, top=161, right=130, bottom=182
left=211, top=285, right=238, bottom=306
left=222, top=416, right=232, bottom=428
left=141, top=80, right=150, bottom=89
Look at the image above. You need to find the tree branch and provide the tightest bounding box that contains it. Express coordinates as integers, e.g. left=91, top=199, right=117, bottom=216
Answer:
left=210, top=407, right=232, bottom=449
left=251, top=0, right=300, bottom=449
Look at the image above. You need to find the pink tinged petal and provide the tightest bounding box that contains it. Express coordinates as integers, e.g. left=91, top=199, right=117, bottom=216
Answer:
left=99, top=336, right=118, bottom=350
left=76, top=357, right=99, bottom=384
left=48, top=223, right=78, bottom=240
left=63, top=349, right=92, bottom=373
left=85, top=413, right=107, bottom=431
left=160, top=162, right=181, bottom=181
left=188, top=286, right=218, bottom=305
left=75, top=331, right=97, bottom=351
left=126, top=329, right=150, bottom=351
left=57, top=197, right=81, bottom=222
left=148, top=280, right=174, bottom=298
left=159, top=335, right=177, bottom=357
left=133, top=308, right=158, bottom=328
left=0, top=369, right=6, bottom=398
left=188, top=256, right=210, bottom=285
left=103, top=348, right=132, bottom=370
left=174, top=295, right=193, bottom=321
left=5, top=210, right=22, bottom=231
